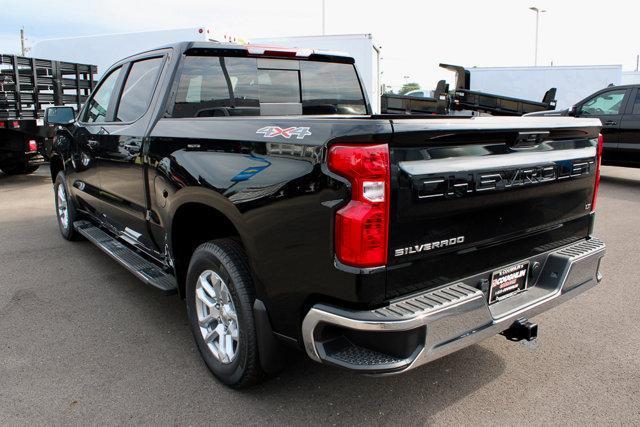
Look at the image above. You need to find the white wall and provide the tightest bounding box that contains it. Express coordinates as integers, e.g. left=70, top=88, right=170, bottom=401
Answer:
left=622, top=71, right=640, bottom=85
left=251, top=34, right=380, bottom=113
left=469, top=65, right=622, bottom=109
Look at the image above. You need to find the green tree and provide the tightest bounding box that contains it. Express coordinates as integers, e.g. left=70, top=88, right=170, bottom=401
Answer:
left=399, top=82, right=421, bottom=95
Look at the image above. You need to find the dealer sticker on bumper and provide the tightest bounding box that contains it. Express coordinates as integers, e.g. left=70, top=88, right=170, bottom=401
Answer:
left=489, top=262, right=529, bottom=304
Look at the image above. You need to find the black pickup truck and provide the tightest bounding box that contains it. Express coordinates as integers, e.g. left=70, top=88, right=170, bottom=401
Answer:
left=527, top=84, right=640, bottom=167
left=46, top=42, right=606, bottom=388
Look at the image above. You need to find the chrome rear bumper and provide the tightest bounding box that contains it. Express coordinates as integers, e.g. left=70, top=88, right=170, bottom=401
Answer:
left=302, top=238, right=605, bottom=373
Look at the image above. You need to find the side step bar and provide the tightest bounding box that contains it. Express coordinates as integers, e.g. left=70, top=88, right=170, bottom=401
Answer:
left=74, top=220, right=178, bottom=295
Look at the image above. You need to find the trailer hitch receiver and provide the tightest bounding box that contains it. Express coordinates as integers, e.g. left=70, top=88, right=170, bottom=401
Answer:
left=502, top=318, right=538, bottom=342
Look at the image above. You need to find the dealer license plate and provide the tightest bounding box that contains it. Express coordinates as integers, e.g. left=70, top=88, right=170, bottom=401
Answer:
left=488, top=262, right=529, bottom=304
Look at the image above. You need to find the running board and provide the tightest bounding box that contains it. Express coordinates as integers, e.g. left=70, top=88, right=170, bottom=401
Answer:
left=73, top=220, right=178, bottom=295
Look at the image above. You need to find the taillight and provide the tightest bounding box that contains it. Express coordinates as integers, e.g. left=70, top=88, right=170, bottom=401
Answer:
left=11, top=120, right=19, bottom=128
left=591, top=133, right=603, bottom=212
left=328, top=143, right=390, bottom=267
left=28, top=139, right=38, bottom=152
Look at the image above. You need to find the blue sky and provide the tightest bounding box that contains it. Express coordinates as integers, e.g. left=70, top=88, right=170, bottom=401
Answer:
left=2, top=0, right=639, bottom=90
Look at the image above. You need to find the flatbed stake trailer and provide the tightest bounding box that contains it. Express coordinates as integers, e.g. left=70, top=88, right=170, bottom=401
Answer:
left=0, top=54, right=96, bottom=175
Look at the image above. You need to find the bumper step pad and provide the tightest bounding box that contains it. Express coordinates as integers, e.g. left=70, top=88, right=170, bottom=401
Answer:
left=303, top=238, right=606, bottom=374
left=74, top=220, right=177, bottom=295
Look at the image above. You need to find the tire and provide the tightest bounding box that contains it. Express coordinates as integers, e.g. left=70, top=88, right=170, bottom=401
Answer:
left=53, top=172, right=81, bottom=241
left=186, top=239, right=264, bottom=388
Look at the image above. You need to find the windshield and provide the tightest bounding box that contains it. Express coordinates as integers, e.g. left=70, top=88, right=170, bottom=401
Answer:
left=172, top=56, right=366, bottom=117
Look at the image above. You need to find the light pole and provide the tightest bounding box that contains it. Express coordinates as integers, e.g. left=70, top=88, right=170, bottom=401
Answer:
left=322, top=0, right=326, bottom=35
left=529, top=6, right=546, bottom=66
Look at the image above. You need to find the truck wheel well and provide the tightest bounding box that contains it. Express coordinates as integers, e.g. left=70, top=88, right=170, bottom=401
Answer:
left=50, top=156, right=64, bottom=182
left=172, top=203, right=242, bottom=298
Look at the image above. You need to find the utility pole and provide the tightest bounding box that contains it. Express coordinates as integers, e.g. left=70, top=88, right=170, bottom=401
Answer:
left=529, top=7, right=546, bottom=66
left=636, top=54, right=639, bottom=72
left=20, top=27, right=28, bottom=56
left=322, top=0, right=326, bottom=35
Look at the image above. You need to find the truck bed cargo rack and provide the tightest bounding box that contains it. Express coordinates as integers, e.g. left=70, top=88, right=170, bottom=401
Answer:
left=0, top=54, right=97, bottom=122
left=380, top=80, right=449, bottom=115
left=441, top=63, right=557, bottom=116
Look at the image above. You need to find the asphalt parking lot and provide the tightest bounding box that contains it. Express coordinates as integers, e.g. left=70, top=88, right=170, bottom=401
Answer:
left=1, top=166, right=639, bottom=425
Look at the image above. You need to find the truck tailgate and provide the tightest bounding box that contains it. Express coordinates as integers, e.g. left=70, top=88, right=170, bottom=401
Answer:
left=387, top=117, right=601, bottom=298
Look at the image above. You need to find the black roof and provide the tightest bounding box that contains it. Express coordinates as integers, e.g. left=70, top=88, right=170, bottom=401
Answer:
left=115, top=41, right=354, bottom=65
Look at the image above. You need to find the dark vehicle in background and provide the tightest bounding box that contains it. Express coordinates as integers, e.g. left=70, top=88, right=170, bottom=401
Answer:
left=527, top=84, right=640, bottom=167
left=46, top=42, right=605, bottom=388
left=0, top=54, right=96, bottom=174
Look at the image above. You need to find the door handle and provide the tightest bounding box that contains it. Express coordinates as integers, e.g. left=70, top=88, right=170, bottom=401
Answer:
left=603, top=120, right=617, bottom=126
left=86, top=139, right=99, bottom=148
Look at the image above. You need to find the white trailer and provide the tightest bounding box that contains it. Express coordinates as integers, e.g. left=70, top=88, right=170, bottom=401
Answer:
left=251, top=34, right=381, bottom=113
left=468, top=65, right=623, bottom=109
left=622, top=71, right=640, bottom=85
left=31, top=27, right=243, bottom=78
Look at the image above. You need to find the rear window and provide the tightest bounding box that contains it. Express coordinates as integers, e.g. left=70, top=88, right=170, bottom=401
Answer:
left=171, top=55, right=366, bottom=118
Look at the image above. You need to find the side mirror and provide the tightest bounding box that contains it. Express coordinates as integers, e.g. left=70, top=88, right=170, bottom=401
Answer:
left=568, top=105, right=578, bottom=117
left=45, top=106, right=76, bottom=125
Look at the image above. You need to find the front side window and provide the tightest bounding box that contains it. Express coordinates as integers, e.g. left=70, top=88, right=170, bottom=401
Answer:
left=172, top=55, right=366, bottom=118
left=580, top=89, right=626, bottom=116
left=83, top=67, right=122, bottom=123
left=116, top=57, right=163, bottom=122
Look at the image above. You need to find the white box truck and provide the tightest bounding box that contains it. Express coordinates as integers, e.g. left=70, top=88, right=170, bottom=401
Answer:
left=251, top=34, right=381, bottom=113
left=30, top=27, right=243, bottom=78
left=32, top=30, right=382, bottom=113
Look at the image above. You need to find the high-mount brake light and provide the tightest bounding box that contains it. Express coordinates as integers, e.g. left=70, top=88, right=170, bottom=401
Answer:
left=591, top=133, right=603, bottom=212
left=263, top=49, right=297, bottom=57
left=328, top=143, right=390, bottom=268
left=245, top=45, right=314, bottom=58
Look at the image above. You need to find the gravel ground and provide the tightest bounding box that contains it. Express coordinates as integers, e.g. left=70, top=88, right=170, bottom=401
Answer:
left=0, top=165, right=638, bottom=425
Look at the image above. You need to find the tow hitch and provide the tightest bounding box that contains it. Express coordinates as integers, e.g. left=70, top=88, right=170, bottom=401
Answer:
left=502, top=318, right=538, bottom=342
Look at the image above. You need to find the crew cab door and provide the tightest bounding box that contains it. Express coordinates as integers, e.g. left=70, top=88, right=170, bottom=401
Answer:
left=95, top=54, right=166, bottom=254
left=576, top=87, right=629, bottom=162
left=618, top=87, right=640, bottom=163
left=69, top=65, right=124, bottom=215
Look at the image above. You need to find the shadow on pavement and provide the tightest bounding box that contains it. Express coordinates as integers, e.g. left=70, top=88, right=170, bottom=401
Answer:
left=600, top=174, right=640, bottom=188
left=0, top=167, right=51, bottom=185
left=242, top=343, right=505, bottom=424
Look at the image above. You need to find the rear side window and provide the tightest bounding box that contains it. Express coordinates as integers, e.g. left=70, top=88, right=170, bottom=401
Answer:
left=83, top=67, right=121, bottom=123
left=116, top=57, right=163, bottom=122
left=173, top=57, right=260, bottom=117
left=633, top=91, right=640, bottom=115
left=171, top=55, right=366, bottom=118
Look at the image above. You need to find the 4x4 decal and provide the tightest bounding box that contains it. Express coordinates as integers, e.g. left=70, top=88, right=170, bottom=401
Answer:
left=256, top=126, right=312, bottom=140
